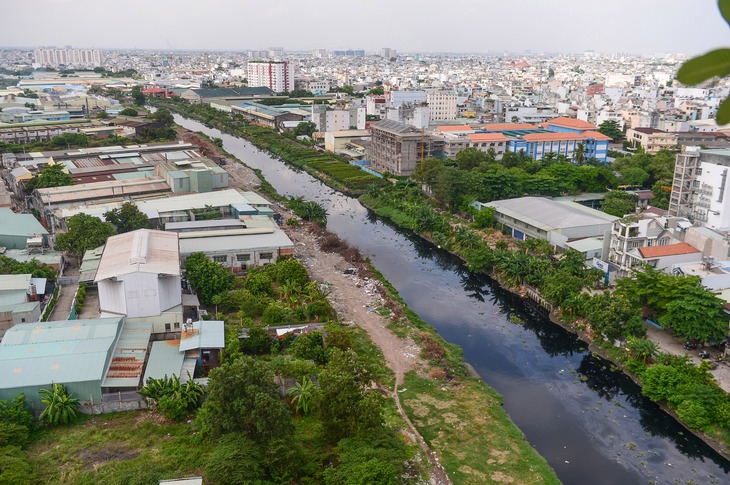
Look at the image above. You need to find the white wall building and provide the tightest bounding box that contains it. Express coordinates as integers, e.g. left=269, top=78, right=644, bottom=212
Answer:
left=426, top=90, right=458, bottom=121
left=311, top=106, right=365, bottom=131
left=247, top=61, right=294, bottom=93
left=33, top=47, right=102, bottom=68
left=95, top=230, right=182, bottom=334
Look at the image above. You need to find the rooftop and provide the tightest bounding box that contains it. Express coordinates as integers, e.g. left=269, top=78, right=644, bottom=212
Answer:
left=486, top=197, right=617, bottom=232
left=0, top=317, right=123, bottom=390
left=95, top=229, right=180, bottom=282
left=547, top=117, right=597, bottom=130
left=468, top=133, right=509, bottom=142
left=0, top=208, right=48, bottom=238
left=638, top=242, right=700, bottom=258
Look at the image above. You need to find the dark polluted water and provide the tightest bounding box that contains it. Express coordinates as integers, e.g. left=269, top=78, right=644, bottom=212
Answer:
left=174, top=114, right=730, bottom=484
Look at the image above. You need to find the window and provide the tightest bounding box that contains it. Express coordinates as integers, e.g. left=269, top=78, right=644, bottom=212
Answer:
left=213, top=255, right=227, bottom=263
left=165, top=323, right=171, bottom=331
left=237, top=254, right=251, bottom=262
left=174, top=321, right=180, bottom=329
left=260, top=252, right=274, bottom=260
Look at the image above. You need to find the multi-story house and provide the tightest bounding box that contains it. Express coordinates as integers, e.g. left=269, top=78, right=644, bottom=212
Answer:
left=608, top=214, right=683, bottom=275
left=246, top=61, right=294, bottom=93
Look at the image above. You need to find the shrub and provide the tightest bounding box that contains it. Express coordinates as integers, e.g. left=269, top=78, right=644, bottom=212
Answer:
left=676, top=400, right=712, bottom=430
left=262, top=301, right=295, bottom=326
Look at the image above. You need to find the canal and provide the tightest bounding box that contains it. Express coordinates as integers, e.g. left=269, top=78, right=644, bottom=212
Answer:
left=174, top=114, right=730, bottom=485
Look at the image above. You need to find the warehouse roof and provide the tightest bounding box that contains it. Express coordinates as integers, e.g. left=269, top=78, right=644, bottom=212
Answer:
left=143, top=340, right=185, bottom=383
left=0, top=317, right=123, bottom=390
left=95, top=229, right=180, bottom=282
left=179, top=320, right=225, bottom=352
left=486, top=197, right=617, bottom=232
left=0, top=208, right=48, bottom=238
left=178, top=228, right=293, bottom=254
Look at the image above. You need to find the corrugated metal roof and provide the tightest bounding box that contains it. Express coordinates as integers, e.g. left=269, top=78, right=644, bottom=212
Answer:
left=95, top=230, right=180, bottom=282
left=486, top=197, right=617, bottom=232
left=0, top=208, right=48, bottom=238
left=102, top=321, right=152, bottom=388
left=178, top=229, right=293, bottom=254
left=0, top=274, right=31, bottom=292
left=143, top=340, right=185, bottom=383
left=0, top=317, right=123, bottom=389
left=179, top=320, right=224, bottom=351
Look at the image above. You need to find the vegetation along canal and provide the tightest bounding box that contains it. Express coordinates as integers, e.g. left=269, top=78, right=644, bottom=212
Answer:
left=174, top=114, right=730, bottom=485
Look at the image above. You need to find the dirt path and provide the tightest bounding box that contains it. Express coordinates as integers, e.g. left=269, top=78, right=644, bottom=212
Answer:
left=187, top=129, right=450, bottom=483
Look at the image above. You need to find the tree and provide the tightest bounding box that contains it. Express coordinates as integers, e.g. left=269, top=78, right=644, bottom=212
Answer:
left=573, top=142, right=585, bottom=165
left=131, top=86, right=145, bottom=106
left=619, top=167, right=650, bottom=187
left=184, top=252, right=234, bottom=305
left=139, top=374, right=204, bottom=421
left=659, top=285, right=729, bottom=343
left=317, top=349, right=383, bottom=442
left=597, top=120, right=624, bottom=142
left=104, top=202, right=150, bottom=233
left=149, top=108, right=174, bottom=126
left=651, top=179, right=672, bottom=209
left=95, top=111, right=109, bottom=119
left=55, top=213, right=116, bottom=257
left=455, top=147, right=487, bottom=171
left=38, top=383, right=80, bottom=425
left=601, top=190, right=637, bottom=217
left=196, top=356, right=294, bottom=443
left=119, top=108, right=138, bottom=116
left=23, top=164, right=74, bottom=192
left=288, top=196, right=328, bottom=225
left=294, top=121, right=316, bottom=138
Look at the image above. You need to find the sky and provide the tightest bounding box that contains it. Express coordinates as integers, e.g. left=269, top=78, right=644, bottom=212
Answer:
left=0, top=0, right=728, bottom=55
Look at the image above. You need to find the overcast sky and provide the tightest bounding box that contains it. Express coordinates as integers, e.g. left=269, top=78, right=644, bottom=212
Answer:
left=0, top=0, right=727, bottom=55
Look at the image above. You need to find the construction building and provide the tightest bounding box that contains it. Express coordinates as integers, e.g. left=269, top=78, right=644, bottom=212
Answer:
left=369, top=120, right=440, bottom=176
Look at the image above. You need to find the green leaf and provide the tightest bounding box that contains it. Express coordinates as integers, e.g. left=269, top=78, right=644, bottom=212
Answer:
left=720, top=0, right=730, bottom=27
left=676, top=49, right=730, bottom=85
left=717, top=96, right=730, bottom=125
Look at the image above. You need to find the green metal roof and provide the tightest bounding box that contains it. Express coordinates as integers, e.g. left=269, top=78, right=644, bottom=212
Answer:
left=0, top=209, right=48, bottom=238
left=143, top=340, right=185, bottom=383
left=0, top=317, right=123, bottom=390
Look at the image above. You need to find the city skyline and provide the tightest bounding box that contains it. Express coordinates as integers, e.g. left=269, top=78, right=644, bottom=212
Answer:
left=0, top=0, right=728, bottom=56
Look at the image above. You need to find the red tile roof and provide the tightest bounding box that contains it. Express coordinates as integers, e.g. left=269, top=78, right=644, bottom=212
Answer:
left=468, top=133, right=509, bottom=142
left=521, top=132, right=586, bottom=141
left=638, top=242, right=700, bottom=259
left=437, top=125, right=473, bottom=132
left=480, top=123, right=536, bottom=131
left=547, top=117, right=597, bottom=130
left=583, top=131, right=612, bottom=141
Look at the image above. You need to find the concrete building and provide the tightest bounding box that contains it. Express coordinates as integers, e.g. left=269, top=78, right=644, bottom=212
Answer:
left=95, top=230, right=182, bottom=334
left=624, top=242, right=702, bottom=272
left=669, top=148, right=730, bottom=229
left=166, top=218, right=294, bottom=270
left=324, top=130, right=371, bottom=154
left=33, top=47, right=102, bottom=68
left=0, top=274, right=41, bottom=336
left=608, top=214, right=684, bottom=275
left=626, top=128, right=678, bottom=153
left=370, top=120, right=438, bottom=176
left=426, top=90, right=458, bottom=121
left=179, top=87, right=273, bottom=105
left=480, top=196, right=618, bottom=249
left=247, top=61, right=294, bottom=93
left=230, top=101, right=305, bottom=130
left=311, top=105, right=365, bottom=131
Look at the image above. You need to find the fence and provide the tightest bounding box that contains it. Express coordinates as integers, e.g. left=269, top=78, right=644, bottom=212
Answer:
left=79, top=391, right=149, bottom=415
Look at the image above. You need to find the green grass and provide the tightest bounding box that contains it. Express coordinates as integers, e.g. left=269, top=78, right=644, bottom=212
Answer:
left=27, top=412, right=208, bottom=484
left=399, top=373, right=560, bottom=485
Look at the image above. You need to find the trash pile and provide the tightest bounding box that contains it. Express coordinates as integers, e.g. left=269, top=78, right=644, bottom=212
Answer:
left=343, top=267, right=386, bottom=311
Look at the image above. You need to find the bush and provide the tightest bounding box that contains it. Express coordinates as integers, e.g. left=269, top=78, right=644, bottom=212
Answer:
left=240, top=327, right=271, bottom=354
left=676, top=400, right=712, bottom=430
left=262, top=301, right=295, bottom=326
left=287, top=332, right=327, bottom=364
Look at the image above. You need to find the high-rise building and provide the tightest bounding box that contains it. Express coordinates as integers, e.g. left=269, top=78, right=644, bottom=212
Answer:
left=669, top=148, right=730, bottom=229
left=247, top=61, right=294, bottom=93
left=426, top=90, right=458, bottom=120
left=311, top=49, right=328, bottom=59
left=33, top=47, right=102, bottom=67
left=380, top=48, right=397, bottom=59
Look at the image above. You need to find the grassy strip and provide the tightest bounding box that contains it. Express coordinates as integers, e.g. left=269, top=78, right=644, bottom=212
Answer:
left=399, top=372, right=560, bottom=485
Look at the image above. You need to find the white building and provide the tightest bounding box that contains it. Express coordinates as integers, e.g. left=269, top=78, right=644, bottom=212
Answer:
left=33, top=47, right=102, bottom=67
left=390, top=91, right=426, bottom=107
left=669, top=148, right=730, bottom=229
left=426, top=90, right=458, bottom=121
left=385, top=104, right=430, bottom=129
left=247, top=61, right=294, bottom=93
left=311, top=105, right=365, bottom=131
left=95, top=229, right=182, bottom=334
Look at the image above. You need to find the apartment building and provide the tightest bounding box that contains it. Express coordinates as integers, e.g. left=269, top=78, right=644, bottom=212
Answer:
left=669, top=148, right=730, bottom=229
left=626, top=127, right=678, bottom=153
left=426, top=90, right=457, bottom=121
left=33, top=47, right=102, bottom=67
left=608, top=214, right=683, bottom=275
left=247, top=61, right=294, bottom=93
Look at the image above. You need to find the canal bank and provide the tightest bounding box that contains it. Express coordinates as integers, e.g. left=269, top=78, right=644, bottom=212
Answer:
left=166, top=109, right=730, bottom=484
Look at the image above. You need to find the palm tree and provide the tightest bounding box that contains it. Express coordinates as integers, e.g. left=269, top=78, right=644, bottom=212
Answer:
left=39, top=383, right=80, bottom=425
left=574, top=143, right=585, bottom=165
left=288, top=376, right=317, bottom=415
left=625, top=337, right=658, bottom=364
